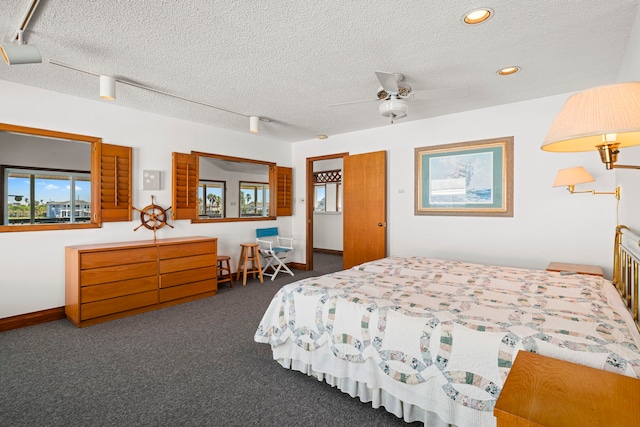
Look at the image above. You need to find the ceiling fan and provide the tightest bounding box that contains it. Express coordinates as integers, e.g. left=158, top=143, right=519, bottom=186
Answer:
left=330, top=71, right=470, bottom=123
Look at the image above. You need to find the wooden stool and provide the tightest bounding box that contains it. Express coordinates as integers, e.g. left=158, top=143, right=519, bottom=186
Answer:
left=236, top=243, right=263, bottom=285
left=236, top=243, right=264, bottom=286
left=217, top=255, right=234, bottom=288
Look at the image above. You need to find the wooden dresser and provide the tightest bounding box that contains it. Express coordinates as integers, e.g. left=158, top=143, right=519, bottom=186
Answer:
left=65, top=236, right=217, bottom=327
left=494, top=350, right=640, bottom=427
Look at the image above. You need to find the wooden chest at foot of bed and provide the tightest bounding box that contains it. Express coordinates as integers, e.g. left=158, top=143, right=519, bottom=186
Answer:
left=494, top=350, right=640, bottom=427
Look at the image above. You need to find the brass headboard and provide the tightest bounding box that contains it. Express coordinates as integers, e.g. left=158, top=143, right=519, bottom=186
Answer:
left=613, top=225, right=640, bottom=333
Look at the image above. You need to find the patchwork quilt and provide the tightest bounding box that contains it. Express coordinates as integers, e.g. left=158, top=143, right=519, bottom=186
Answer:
left=254, top=257, right=640, bottom=425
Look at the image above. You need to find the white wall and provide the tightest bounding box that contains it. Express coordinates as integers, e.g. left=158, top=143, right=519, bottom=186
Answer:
left=293, top=93, right=618, bottom=278
left=0, top=80, right=293, bottom=318
left=616, top=5, right=640, bottom=232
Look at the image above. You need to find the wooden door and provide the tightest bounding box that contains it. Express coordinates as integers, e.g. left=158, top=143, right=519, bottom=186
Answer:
left=343, top=150, right=387, bottom=269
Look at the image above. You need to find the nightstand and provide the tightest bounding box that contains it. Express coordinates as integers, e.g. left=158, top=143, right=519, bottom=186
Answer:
left=546, top=261, right=603, bottom=277
left=494, top=351, right=640, bottom=427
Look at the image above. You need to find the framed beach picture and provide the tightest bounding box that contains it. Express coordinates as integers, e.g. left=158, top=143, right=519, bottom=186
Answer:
left=415, top=137, right=513, bottom=217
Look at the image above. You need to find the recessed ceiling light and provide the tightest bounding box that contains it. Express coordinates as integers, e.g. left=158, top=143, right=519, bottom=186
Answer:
left=317, top=134, right=328, bottom=140
left=463, top=8, right=493, bottom=25
left=497, top=66, right=520, bottom=76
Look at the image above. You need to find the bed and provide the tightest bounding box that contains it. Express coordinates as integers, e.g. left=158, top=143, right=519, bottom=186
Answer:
left=254, top=226, right=640, bottom=426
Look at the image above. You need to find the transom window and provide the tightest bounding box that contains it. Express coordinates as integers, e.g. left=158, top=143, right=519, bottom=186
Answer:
left=313, top=169, right=342, bottom=213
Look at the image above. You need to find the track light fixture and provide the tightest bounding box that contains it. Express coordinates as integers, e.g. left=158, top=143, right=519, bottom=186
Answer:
left=249, top=116, right=260, bottom=133
left=100, top=76, right=116, bottom=100
left=1, top=0, right=43, bottom=65
left=0, top=30, right=41, bottom=65
left=51, top=60, right=270, bottom=134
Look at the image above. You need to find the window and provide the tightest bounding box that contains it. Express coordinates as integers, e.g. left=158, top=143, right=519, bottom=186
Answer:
left=4, top=167, right=91, bottom=224
left=314, top=184, right=326, bottom=212
left=240, top=181, right=269, bottom=217
left=313, top=169, right=342, bottom=213
left=198, top=180, right=225, bottom=218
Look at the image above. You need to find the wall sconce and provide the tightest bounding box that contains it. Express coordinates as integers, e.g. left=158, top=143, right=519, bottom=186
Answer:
left=553, top=166, right=620, bottom=199
left=542, top=82, right=640, bottom=170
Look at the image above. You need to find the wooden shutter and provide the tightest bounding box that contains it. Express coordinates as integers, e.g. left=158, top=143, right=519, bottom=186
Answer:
left=172, top=152, right=198, bottom=220
left=276, top=166, right=293, bottom=216
left=99, top=143, right=132, bottom=222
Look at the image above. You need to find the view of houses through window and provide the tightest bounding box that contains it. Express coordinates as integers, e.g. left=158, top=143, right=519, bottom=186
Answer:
left=198, top=180, right=225, bottom=218
left=5, top=168, right=91, bottom=225
left=240, top=181, right=269, bottom=217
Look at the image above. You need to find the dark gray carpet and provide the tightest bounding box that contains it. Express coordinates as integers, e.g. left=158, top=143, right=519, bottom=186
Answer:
left=0, top=253, right=422, bottom=427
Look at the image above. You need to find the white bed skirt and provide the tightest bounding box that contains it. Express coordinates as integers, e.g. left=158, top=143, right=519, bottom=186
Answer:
left=269, top=342, right=496, bottom=427
left=283, top=357, right=452, bottom=426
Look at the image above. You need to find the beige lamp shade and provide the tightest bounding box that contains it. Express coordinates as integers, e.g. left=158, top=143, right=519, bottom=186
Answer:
left=542, top=82, right=640, bottom=152
left=552, top=166, right=595, bottom=187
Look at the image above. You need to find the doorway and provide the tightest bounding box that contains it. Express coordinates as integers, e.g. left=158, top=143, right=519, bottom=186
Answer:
left=305, top=150, right=387, bottom=271
left=305, top=153, right=348, bottom=271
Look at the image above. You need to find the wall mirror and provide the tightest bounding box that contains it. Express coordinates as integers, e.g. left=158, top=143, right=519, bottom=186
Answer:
left=194, top=152, right=276, bottom=222
left=0, top=123, right=103, bottom=232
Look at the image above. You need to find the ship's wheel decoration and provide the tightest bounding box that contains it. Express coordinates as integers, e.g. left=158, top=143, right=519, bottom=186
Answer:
left=133, top=195, right=173, bottom=240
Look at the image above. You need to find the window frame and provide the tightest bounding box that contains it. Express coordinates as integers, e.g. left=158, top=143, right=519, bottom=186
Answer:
left=0, top=123, right=103, bottom=233
left=198, top=179, right=226, bottom=219
left=314, top=183, right=326, bottom=212
left=239, top=181, right=269, bottom=218
left=183, top=151, right=277, bottom=223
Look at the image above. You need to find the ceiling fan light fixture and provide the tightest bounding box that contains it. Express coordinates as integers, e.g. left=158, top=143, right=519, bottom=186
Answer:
left=379, top=97, right=408, bottom=121
left=463, top=8, right=493, bottom=25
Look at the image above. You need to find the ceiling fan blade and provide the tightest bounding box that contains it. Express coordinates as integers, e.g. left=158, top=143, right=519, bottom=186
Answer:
left=329, top=97, right=379, bottom=107
left=410, top=86, right=470, bottom=101
left=375, top=71, right=399, bottom=93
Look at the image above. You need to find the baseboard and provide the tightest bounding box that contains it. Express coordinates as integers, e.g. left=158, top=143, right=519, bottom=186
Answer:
left=0, top=307, right=66, bottom=332
left=288, top=262, right=307, bottom=271
left=313, top=248, right=343, bottom=256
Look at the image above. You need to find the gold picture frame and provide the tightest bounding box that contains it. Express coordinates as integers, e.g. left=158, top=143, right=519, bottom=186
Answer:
left=415, top=136, right=514, bottom=217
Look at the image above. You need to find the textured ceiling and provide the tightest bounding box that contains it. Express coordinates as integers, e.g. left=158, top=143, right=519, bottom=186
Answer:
left=0, top=0, right=638, bottom=142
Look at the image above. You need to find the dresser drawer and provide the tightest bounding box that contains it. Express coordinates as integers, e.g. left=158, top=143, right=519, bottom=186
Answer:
left=158, top=241, right=216, bottom=260
left=159, top=279, right=216, bottom=303
left=159, top=266, right=216, bottom=289
left=80, top=261, right=158, bottom=286
left=81, top=276, right=158, bottom=303
left=81, top=290, right=157, bottom=320
left=80, top=247, right=157, bottom=269
left=158, top=253, right=215, bottom=274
